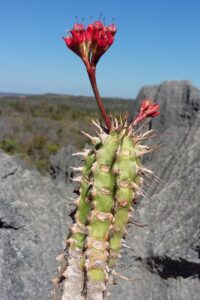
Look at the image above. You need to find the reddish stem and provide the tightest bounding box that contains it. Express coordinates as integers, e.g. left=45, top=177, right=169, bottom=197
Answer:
left=86, top=65, right=111, bottom=130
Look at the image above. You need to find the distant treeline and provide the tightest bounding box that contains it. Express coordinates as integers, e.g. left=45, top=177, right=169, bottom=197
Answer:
left=0, top=94, right=133, bottom=174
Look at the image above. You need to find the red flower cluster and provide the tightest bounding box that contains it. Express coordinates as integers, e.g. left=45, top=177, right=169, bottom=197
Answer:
left=133, top=99, right=160, bottom=125
left=63, top=20, right=117, bottom=67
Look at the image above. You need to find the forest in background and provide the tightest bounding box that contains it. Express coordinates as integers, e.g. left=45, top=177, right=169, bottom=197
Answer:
left=0, top=94, right=133, bottom=174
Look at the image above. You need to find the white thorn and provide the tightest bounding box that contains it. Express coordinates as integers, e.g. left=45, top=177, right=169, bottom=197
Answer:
left=92, top=119, right=103, bottom=133
left=136, top=188, right=146, bottom=197
left=129, top=219, right=149, bottom=229
left=72, top=149, right=90, bottom=158
left=114, top=117, right=118, bottom=128
left=70, top=166, right=83, bottom=172
left=122, top=243, right=132, bottom=249
left=136, top=144, right=162, bottom=157
left=72, top=176, right=82, bottom=183
left=132, top=118, right=151, bottom=134
left=72, top=152, right=85, bottom=157
left=142, top=166, right=153, bottom=174
left=112, top=270, right=141, bottom=282
left=73, top=196, right=80, bottom=206
left=91, top=161, right=98, bottom=173
left=95, top=130, right=108, bottom=143
left=56, top=253, right=64, bottom=262
left=81, top=130, right=101, bottom=145
left=68, top=197, right=76, bottom=204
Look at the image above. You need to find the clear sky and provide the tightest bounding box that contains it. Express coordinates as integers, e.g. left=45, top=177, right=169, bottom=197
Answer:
left=0, top=0, right=200, bottom=98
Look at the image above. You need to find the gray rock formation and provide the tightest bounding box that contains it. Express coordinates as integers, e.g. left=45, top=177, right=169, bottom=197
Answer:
left=0, top=151, right=74, bottom=300
left=0, top=80, right=199, bottom=300
left=49, top=144, right=79, bottom=182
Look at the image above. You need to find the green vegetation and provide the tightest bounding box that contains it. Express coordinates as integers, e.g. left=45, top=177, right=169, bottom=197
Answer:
left=0, top=94, right=133, bottom=174
left=0, top=138, right=20, bottom=154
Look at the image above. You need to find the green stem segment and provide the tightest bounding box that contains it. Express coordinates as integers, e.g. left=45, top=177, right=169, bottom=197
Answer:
left=86, top=131, right=120, bottom=282
left=71, top=150, right=96, bottom=250
left=62, top=117, right=158, bottom=299
left=109, top=135, right=141, bottom=268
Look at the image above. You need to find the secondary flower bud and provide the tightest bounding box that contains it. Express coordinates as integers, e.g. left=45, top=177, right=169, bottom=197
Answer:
left=133, top=99, right=160, bottom=125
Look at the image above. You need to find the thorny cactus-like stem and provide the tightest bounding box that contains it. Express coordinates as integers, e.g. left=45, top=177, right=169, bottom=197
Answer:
left=71, top=147, right=98, bottom=250
left=53, top=116, right=160, bottom=300
left=109, top=128, right=160, bottom=269
left=53, top=18, right=161, bottom=300
left=85, top=126, right=123, bottom=299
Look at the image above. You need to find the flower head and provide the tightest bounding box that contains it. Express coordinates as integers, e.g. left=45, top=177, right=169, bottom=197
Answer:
left=133, top=99, right=160, bottom=125
left=63, top=19, right=117, bottom=68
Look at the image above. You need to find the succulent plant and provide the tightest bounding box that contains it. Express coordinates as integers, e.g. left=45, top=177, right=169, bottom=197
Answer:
left=53, top=18, right=160, bottom=300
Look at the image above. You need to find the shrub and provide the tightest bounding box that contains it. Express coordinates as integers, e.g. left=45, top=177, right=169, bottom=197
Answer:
left=0, top=138, right=20, bottom=154
left=47, top=143, right=60, bottom=155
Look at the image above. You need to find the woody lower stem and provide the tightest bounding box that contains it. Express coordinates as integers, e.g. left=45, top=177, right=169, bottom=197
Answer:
left=86, top=66, right=111, bottom=131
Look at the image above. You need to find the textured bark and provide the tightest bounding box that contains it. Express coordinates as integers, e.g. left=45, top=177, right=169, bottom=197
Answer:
left=56, top=249, right=85, bottom=300
left=86, top=281, right=106, bottom=300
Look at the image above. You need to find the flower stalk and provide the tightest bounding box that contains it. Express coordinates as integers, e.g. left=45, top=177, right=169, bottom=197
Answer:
left=63, top=20, right=117, bottom=131
left=86, top=65, right=111, bottom=130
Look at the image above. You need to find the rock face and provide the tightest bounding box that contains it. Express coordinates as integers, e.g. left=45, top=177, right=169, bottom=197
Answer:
left=0, top=151, right=74, bottom=300
left=49, top=144, right=80, bottom=182
left=0, top=80, right=200, bottom=300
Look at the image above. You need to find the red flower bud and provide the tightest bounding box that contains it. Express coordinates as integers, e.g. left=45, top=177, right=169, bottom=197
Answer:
left=107, top=24, right=117, bottom=36
left=63, top=18, right=117, bottom=67
left=73, top=23, right=85, bottom=32
left=63, top=22, right=87, bottom=60
left=133, top=99, right=160, bottom=125
left=93, top=21, right=104, bottom=31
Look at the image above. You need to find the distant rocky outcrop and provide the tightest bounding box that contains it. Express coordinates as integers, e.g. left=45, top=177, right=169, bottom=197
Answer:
left=0, top=80, right=200, bottom=300
left=49, top=144, right=80, bottom=182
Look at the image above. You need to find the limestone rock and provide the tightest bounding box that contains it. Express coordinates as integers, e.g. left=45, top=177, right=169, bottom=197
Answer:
left=49, top=144, right=79, bottom=182
left=0, top=151, right=73, bottom=300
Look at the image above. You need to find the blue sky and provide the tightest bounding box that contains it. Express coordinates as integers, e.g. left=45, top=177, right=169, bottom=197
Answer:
left=0, top=0, right=200, bottom=98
